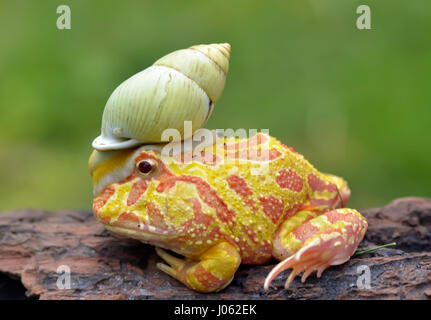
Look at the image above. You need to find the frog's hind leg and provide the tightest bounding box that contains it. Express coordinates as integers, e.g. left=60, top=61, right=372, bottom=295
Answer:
left=156, top=241, right=241, bottom=293
left=264, top=208, right=367, bottom=290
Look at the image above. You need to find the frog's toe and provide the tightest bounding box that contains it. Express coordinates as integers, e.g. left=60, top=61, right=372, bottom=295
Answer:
left=264, top=237, right=340, bottom=290
left=156, top=247, right=189, bottom=282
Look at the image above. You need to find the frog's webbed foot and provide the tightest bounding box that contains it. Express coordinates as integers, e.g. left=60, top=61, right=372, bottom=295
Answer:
left=156, top=241, right=241, bottom=293
left=264, top=208, right=367, bottom=290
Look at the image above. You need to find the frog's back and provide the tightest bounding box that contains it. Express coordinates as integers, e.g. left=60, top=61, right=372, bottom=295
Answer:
left=167, top=133, right=319, bottom=264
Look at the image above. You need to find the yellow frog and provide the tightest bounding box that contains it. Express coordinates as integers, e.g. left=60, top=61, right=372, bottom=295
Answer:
left=89, top=132, right=367, bottom=292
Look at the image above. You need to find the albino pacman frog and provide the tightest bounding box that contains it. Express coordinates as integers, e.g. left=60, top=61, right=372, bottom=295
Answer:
left=89, top=132, right=367, bottom=292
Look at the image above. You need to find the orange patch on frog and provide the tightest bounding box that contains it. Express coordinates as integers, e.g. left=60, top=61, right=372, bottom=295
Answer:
left=241, top=225, right=259, bottom=244
left=249, top=132, right=269, bottom=146
left=156, top=177, right=177, bottom=193
left=259, top=196, right=284, bottom=224
left=226, top=148, right=282, bottom=162
left=308, top=174, right=337, bottom=193
left=226, top=175, right=255, bottom=208
left=147, top=202, right=168, bottom=230
left=269, top=148, right=283, bottom=160
left=276, top=169, right=303, bottom=192
left=183, top=225, right=225, bottom=249
left=194, top=265, right=225, bottom=289
left=224, top=133, right=269, bottom=151
left=117, top=211, right=140, bottom=224
left=181, top=198, right=214, bottom=230
left=191, top=177, right=236, bottom=225
left=127, top=180, right=148, bottom=206
left=239, top=225, right=272, bottom=264
left=93, top=186, right=115, bottom=216
left=157, top=175, right=236, bottom=225
left=325, top=210, right=362, bottom=225
left=280, top=142, right=297, bottom=154
left=292, top=221, right=320, bottom=242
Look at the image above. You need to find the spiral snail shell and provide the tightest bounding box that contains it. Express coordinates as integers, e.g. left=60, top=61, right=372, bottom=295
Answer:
left=92, top=43, right=231, bottom=151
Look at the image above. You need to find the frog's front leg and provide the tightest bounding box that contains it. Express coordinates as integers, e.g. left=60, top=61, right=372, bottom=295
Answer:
left=156, top=242, right=241, bottom=293
left=265, top=208, right=368, bottom=290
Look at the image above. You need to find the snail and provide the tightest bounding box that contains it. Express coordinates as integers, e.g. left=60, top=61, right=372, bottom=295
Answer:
left=92, top=43, right=231, bottom=151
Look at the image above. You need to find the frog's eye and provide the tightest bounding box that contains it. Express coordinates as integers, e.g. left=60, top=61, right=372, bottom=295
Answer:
left=136, top=159, right=158, bottom=177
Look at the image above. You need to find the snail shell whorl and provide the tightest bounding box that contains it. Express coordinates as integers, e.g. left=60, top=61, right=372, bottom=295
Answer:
left=154, top=43, right=230, bottom=103
left=92, top=43, right=230, bottom=151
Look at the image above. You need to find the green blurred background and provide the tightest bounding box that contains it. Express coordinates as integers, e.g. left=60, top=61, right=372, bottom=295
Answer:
left=0, top=0, right=430, bottom=211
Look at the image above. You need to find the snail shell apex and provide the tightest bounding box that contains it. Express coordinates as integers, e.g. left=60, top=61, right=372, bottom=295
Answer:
left=92, top=43, right=231, bottom=151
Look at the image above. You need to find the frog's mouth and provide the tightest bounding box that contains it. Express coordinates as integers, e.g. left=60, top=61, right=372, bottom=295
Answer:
left=103, top=223, right=178, bottom=243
